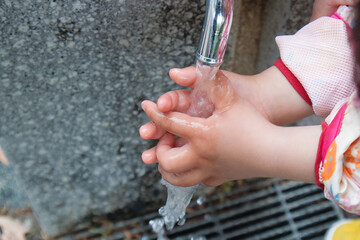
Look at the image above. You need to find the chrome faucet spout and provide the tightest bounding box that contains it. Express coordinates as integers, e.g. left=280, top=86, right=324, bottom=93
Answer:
left=196, top=0, right=234, bottom=66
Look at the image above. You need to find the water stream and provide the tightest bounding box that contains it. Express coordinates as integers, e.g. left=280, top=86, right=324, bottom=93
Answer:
left=149, top=60, right=219, bottom=239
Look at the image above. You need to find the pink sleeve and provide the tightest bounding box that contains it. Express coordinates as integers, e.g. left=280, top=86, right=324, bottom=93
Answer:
left=314, top=103, right=347, bottom=189
left=275, top=9, right=356, bottom=118
left=315, top=93, right=360, bottom=215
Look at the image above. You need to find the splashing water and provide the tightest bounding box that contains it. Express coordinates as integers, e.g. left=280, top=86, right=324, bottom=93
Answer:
left=149, top=218, right=167, bottom=240
left=196, top=195, right=206, bottom=206
left=150, top=61, right=219, bottom=239
left=159, top=179, right=198, bottom=230
left=189, top=235, right=207, bottom=240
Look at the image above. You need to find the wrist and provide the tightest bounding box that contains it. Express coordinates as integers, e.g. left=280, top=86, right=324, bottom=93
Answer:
left=222, top=70, right=268, bottom=120
left=255, top=66, right=314, bottom=125
left=266, top=124, right=322, bottom=183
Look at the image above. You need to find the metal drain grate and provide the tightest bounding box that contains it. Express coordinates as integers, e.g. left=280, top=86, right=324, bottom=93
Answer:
left=57, top=179, right=346, bottom=240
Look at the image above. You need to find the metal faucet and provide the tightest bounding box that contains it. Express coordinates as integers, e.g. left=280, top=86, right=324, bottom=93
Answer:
left=196, top=0, right=234, bottom=66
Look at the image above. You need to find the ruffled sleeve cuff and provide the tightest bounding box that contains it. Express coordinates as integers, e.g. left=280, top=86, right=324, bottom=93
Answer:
left=316, top=92, right=360, bottom=215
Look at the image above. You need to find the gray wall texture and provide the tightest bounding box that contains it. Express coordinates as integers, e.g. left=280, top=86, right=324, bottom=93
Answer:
left=0, top=0, right=205, bottom=235
left=0, top=0, right=314, bottom=236
left=257, top=0, right=314, bottom=72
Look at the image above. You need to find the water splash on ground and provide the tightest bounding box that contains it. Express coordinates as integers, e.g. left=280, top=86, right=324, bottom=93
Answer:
left=149, top=218, right=167, bottom=240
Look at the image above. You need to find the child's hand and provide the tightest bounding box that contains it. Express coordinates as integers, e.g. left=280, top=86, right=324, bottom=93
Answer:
left=139, top=66, right=313, bottom=157
left=311, top=0, right=358, bottom=21
left=139, top=64, right=312, bottom=141
left=140, top=70, right=276, bottom=187
left=141, top=92, right=321, bottom=188
left=139, top=66, right=245, bottom=170
left=139, top=66, right=316, bottom=187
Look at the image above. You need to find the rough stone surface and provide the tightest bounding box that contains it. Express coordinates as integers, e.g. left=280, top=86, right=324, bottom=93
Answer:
left=0, top=0, right=319, bottom=236
left=229, top=0, right=264, bottom=75
left=0, top=164, right=29, bottom=209
left=0, top=0, right=206, bottom=235
left=257, top=0, right=314, bottom=72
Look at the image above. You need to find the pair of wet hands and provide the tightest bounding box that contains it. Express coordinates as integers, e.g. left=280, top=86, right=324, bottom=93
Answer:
left=139, top=66, right=263, bottom=187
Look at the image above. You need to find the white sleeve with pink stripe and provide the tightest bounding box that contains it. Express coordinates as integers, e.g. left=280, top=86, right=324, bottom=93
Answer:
left=275, top=14, right=355, bottom=118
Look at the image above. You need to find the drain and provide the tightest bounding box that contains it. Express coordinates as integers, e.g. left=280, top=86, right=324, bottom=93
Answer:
left=57, top=179, right=347, bottom=240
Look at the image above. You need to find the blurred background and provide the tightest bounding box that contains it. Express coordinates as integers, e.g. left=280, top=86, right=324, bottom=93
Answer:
left=0, top=0, right=357, bottom=239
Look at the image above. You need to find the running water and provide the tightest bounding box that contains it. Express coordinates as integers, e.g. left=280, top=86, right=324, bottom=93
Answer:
left=187, top=61, right=220, bottom=118
left=150, top=60, right=219, bottom=239
left=158, top=179, right=198, bottom=230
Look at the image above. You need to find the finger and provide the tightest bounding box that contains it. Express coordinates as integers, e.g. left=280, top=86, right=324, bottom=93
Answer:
left=169, top=66, right=197, bottom=88
left=202, top=177, right=230, bottom=187
left=156, top=133, right=197, bottom=173
left=142, top=146, right=158, bottom=165
left=142, top=100, right=207, bottom=139
left=139, top=121, right=167, bottom=140
left=157, top=89, right=191, bottom=113
left=175, top=137, right=187, bottom=147
left=159, top=165, right=205, bottom=187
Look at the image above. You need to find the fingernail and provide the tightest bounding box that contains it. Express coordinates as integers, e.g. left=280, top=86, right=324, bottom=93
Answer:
left=140, top=126, right=151, bottom=137
left=142, top=151, right=150, bottom=159
left=141, top=101, right=147, bottom=111
left=170, top=68, right=180, bottom=75
left=142, top=153, right=148, bottom=163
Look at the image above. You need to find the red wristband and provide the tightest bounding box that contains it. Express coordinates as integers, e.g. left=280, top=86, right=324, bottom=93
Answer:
left=273, top=59, right=312, bottom=106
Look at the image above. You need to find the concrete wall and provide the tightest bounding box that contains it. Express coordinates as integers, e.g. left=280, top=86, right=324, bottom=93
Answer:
left=257, top=0, right=314, bottom=72
left=0, top=0, right=206, bottom=235
left=0, top=0, right=314, bottom=236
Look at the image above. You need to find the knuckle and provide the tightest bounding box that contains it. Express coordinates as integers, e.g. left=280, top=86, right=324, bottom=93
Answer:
left=202, top=178, right=221, bottom=187
left=160, top=161, right=175, bottom=173
left=175, top=178, right=196, bottom=187
left=163, top=117, right=174, bottom=131
left=205, top=180, right=218, bottom=187
left=172, top=91, right=180, bottom=103
left=163, top=175, right=183, bottom=186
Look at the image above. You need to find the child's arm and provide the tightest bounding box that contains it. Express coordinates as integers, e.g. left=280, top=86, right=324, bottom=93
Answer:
left=142, top=4, right=357, bottom=152
left=276, top=5, right=356, bottom=118
left=225, top=66, right=314, bottom=125
left=140, top=66, right=314, bottom=165
left=141, top=65, right=313, bottom=130
left=140, top=70, right=321, bottom=187
left=310, top=0, right=358, bottom=21
left=141, top=93, right=321, bottom=187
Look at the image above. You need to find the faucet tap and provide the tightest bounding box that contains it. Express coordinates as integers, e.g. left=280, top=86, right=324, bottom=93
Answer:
left=196, top=0, right=234, bottom=66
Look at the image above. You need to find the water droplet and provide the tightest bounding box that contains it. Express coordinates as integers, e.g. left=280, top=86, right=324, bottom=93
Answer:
left=196, top=195, right=206, bottom=206
left=178, top=217, right=186, bottom=226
